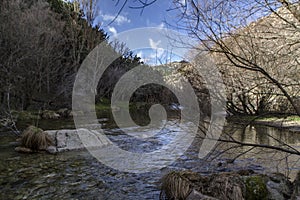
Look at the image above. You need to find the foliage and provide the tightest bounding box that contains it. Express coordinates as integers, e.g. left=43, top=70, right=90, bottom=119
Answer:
left=244, top=176, right=268, bottom=200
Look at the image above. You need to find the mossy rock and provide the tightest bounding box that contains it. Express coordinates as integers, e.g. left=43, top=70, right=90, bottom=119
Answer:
left=57, top=108, right=71, bottom=118
left=41, top=110, right=60, bottom=119
left=244, top=175, right=268, bottom=200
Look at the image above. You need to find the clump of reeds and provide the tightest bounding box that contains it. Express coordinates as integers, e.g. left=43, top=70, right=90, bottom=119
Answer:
left=21, top=125, right=53, bottom=151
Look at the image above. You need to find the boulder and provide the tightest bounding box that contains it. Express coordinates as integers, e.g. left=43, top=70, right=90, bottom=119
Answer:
left=57, top=108, right=70, bottom=118
left=266, top=173, right=293, bottom=200
left=44, top=128, right=112, bottom=153
left=41, top=110, right=60, bottom=119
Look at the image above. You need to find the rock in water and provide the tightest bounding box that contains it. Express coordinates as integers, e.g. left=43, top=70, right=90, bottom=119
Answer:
left=291, top=171, right=300, bottom=200
left=44, top=129, right=112, bottom=152
left=41, top=110, right=60, bottom=119
left=46, top=146, right=57, bottom=154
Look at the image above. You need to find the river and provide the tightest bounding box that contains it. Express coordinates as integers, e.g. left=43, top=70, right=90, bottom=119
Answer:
left=0, top=111, right=299, bottom=199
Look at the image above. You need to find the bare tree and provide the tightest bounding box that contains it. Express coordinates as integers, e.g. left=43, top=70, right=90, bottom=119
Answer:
left=0, top=0, right=66, bottom=110
left=168, top=0, right=300, bottom=116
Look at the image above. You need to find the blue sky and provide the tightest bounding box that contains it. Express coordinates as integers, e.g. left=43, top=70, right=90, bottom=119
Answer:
left=94, top=1, right=172, bottom=35
left=93, top=1, right=186, bottom=65
left=69, top=0, right=277, bottom=65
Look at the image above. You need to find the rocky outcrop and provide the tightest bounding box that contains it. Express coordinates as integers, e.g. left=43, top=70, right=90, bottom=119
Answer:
left=45, top=129, right=112, bottom=153
left=41, top=110, right=60, bottom=119
left=160, top=170, right=299, bottom=200
left=56, top=108, right=70, bottom=118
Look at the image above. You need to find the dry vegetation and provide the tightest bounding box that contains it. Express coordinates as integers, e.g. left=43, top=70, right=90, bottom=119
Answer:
left=21, top=126, right=53, bottom=151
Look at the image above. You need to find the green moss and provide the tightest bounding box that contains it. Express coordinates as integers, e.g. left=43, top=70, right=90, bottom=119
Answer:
left=257, top=115, right=300, bottom=122
left=287, top=116, right=300, bottom=121
left=14, top=111, right=40, bottom=120
left=95, top=103, right=111, bottom=111
left=244, top=176, right=268, bottom=200
left=257, top=116, right=279, bottom=121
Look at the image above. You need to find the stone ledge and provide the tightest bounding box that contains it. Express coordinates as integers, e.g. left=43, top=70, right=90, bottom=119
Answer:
left=45, top=129, right=112, bottom=153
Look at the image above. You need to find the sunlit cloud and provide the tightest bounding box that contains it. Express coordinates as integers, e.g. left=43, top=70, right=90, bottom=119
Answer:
left=108, top=26, right=117, bottom=37
left=99, top=11, right=131, bottom=25
left=149, top=38, right=161, bottom=49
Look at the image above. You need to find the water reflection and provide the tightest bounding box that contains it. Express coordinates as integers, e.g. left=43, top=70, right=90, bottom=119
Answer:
left=229, top=124, right=300, bottom=179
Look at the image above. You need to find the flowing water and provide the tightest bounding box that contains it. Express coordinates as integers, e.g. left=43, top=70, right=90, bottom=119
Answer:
left=0, top=111, right=299, bottom=199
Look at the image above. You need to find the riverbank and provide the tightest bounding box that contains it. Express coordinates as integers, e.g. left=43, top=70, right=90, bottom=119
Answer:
left=254, top=116, right=300, bottom=132
left=228, top=115, right=300, bottom=132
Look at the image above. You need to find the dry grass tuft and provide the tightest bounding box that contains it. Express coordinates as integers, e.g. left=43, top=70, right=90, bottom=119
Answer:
left=160, top=171, right=246, bottom=200
left=21, top=125, right=53, bottom=151
left=160, top=171, right=199, bottom=200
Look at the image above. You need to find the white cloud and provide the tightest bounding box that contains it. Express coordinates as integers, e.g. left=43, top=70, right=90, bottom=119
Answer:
left=180, top=0, right=186, bottom=5
left=108, top=26, right=117, bottom=37
left=100, top=11, right=131, bottom=25
left=157, top=23, right=165, bottom=29
left=148, top=38, right=166, bottom=64
left=136, top=51, right=143, bottom=59
left=149, top=38, right=161, bottom=49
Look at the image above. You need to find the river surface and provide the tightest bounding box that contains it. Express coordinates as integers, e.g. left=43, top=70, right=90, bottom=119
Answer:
left=0, top=111, right=299, bottom=199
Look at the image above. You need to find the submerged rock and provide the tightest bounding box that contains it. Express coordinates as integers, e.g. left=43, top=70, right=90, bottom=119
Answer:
left=46, top=146, right=57, bottom=154
left=266, top=173, right=292, bottom=200
left=15, top=146, right=33, bottom=153
left=187, top=190, right=218, bottom=200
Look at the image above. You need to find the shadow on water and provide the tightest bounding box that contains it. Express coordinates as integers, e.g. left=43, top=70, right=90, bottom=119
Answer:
left=0, top=109, right=300, bottom=199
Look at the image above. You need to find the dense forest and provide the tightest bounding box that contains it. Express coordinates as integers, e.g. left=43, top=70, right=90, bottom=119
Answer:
left=0, top=0, right=149, bottom=113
